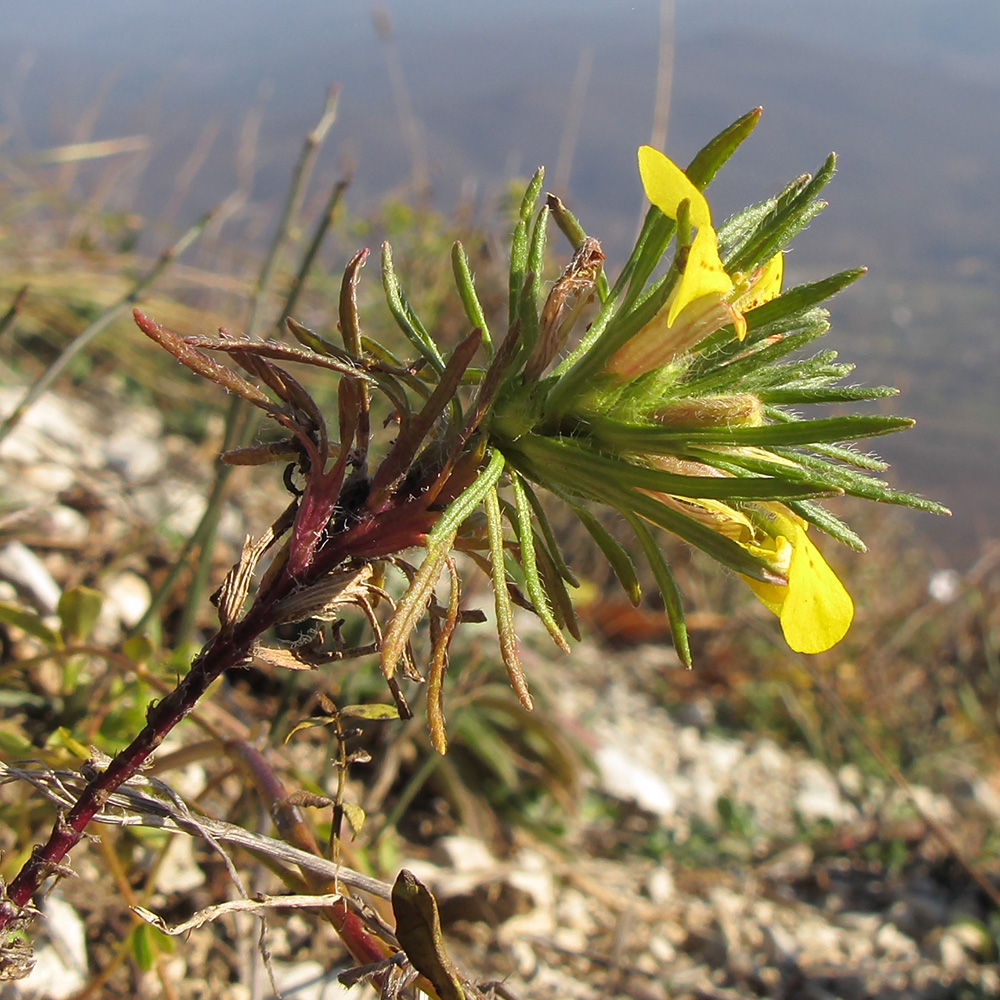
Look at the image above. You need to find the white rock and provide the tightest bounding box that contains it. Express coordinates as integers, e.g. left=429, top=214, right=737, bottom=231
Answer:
left=105, top=423, right=166, bottom=483
left=646, top=866, right=676, bottom=905
left=979, top=968, right=1000, bottom=995
left=758, top=842, right=813, bottom=881
left=789, top=915, right=845, bottom=966
left=36, top=505, right=90, bottom=547
left=971, top=776, right=1000, bottom=821
left=882, top=784, right=956, bottom=825
left=595, top=743, right=677, bottom=817
left=431, top=834, right=496, bottom=872
left=0, top=541, right=62, bottom=613
left=761, top=922, right=798, bottom=963
left=264, top=959, right=366, bottom=999
left=745, top=737, right=788, bottom=775
left=498, top=903, right=555, bottom=943
left=837, top=763, right=864, bottom=798
left=874, top=921, right=919, bottom=960
left=505, top=866, right=554, bottom=915
left=509, top=938, right=538, bottom=978
left=699, top=736, right=744, bottom=778
left=21, top=463, right=77, bottom=497
left=794, top=760, right=858, bottom=825
left=0, top=393, right=79, bottom=464
left=161, top=481, right=208, bottom=536
left=155, top=835, right=205, bottom=894
left=936, top=931, right=969, bottom=972
left=103, top=571, right=152, bottom=629
left=927, top=567, right=961, bottom=603
left=949, top=919, right=993, bottom=958
left=15, top=895, right=88, bottom=1000
left=648, top=934, right=677, bottom=964
left=675, top=725, right=703, bottom=762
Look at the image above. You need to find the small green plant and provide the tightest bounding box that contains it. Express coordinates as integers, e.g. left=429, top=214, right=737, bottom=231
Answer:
left=1, top=108, right=947, bottom=995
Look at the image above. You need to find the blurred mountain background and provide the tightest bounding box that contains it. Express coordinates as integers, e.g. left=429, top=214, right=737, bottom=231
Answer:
left=3, top=0, right=998, bottom=563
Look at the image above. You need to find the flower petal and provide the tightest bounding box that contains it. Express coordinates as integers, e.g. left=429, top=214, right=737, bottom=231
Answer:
left=733, top=251, right=784, bottom=313
left=744, top=524, right=854, bottom=654
left=667, top=228, right=733, bottom=326
left=637, top=145, right=713, bottom=229
left=780, top=525, right=854, bottom=653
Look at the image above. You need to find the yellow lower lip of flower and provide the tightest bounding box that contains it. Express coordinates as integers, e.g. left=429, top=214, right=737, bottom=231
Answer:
left=740, top=522, right=854, bottom=654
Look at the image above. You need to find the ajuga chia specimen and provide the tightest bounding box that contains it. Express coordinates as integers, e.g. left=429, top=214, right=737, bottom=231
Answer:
left=0, top=109, right=947, bottom=988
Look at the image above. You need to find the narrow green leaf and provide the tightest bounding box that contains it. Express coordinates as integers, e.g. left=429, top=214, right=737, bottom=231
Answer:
left=510, top=472, right=570, bottom=652
left=751, top=268, right=864, bottom=333
left=605, top=413, right=915, bottom=449
left=726, top=154, right=838, bottom=275
left=716, top=196, right=778, bottom=257
left=0, top=601, right=62, bottom=648
left=685, top=107, right=763, bottom=190
left=530, top=534, right=582, bottom=641
left=746, top=352, right=851, bottom=388
left=623, top=511, right=691, bottom=667
left=693, top=268, right=864, bottom=362
left=517, top=204, right=548, bottom=359
left=521, top=434, right=826, bottom=500
left=509, top=168, right=545, bottom=328
left=784, top=499, right=867, bottom=552
left=381, top=242, right=445, bottom=374
left=623, top=210, right=676, bottom=310
left=682, top=321, right=832, bottom=395
left=509, top=219, right=528, bottom=329
left=427, top=448, right=506, bottom=546
left=757, top=384, right=899, bottom=404
left=772, top=447, right=951, bottom=514
left=285, top=717, right=331, bottom=741
left=571, top=504, right=641, bottom=606
left=382, top=449, right=506, bottom=679
left=617, top=488, right=776, bottom=581
left=762, top=409, right=890, bottom=469
left=518, top=477, right=579, bottom=586
left=339, top=703, right=401, bottom=721
left=451, top=241, right=493, bottom=358
left=510, top=443, right=778, bottom=581
left=484, top=482, right=533, bottom=710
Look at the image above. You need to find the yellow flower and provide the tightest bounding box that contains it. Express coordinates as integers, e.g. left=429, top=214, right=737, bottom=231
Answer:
left=637, top=145, right=732, bottom=325
left=739, top=509, right=854, bottom=654
left=605, top=147, right=783, bottom=380
left=637, top=461, right=853, bottom=653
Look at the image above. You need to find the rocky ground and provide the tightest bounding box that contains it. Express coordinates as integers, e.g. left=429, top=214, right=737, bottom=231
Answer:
left=2, top=383, right=1000, bottom=1000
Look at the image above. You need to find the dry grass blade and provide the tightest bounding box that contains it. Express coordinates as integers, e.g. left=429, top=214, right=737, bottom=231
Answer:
left=427, top=557, right=461, bottom=755
left=0, top=761, right=393, bottom=900
left=24, top=135, right=151, bottom=164
left=214, top=510, right=294, bottom=626
left=133, top=892, right=347, bottom=936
